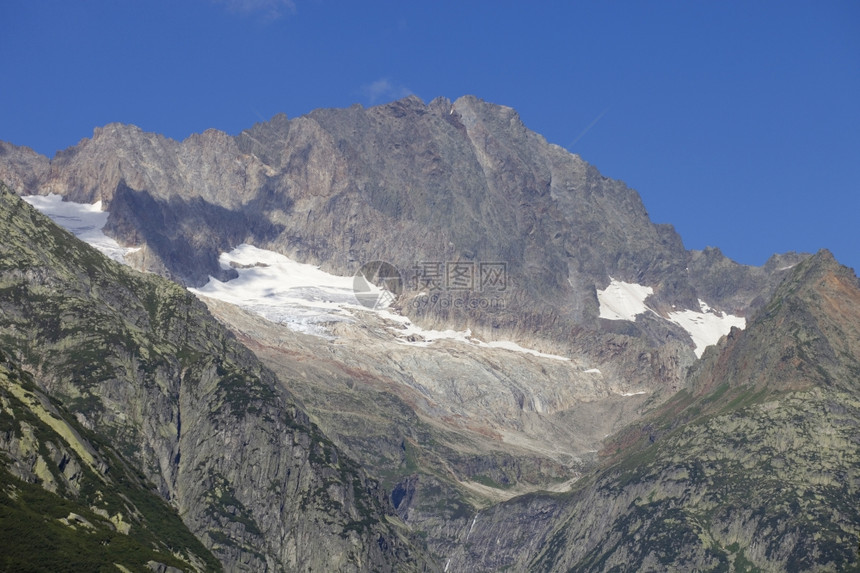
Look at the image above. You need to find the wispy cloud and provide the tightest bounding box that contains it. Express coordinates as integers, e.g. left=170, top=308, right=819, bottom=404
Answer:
left=360, top=78, right=414, bottom=105
left=212, top=0, right=296, bottom=20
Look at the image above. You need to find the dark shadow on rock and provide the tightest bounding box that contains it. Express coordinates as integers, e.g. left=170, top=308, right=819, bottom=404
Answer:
left=104, top=181, right=286, bottom=287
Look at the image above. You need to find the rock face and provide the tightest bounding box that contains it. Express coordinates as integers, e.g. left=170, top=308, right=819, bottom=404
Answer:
left=0, top=103, right=808, bottom=531
left=0, top=349, right=221, bottom=572
left=443, top=252, right=860, bottom=571
left=0, top=96, right=800, bottom=350
left=197, top=294, right=655, bottom=561
left=2, top=95, right=853, bottom=571
left=0, top=184, right=434, bottom=572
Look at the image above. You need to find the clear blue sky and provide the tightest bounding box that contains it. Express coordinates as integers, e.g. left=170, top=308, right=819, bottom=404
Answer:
left=2, top=1, right=858, bottom=272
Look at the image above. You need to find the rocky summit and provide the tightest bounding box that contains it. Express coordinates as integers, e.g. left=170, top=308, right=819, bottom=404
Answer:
left=1, top=96, right=858, bottom=571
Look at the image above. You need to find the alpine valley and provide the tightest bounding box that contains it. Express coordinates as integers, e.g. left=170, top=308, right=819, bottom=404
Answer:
left=0, top=96, right=857, bottom=572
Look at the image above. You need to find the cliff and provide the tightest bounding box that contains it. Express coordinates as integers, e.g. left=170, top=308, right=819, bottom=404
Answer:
left=445, top=252, right=860, bottom=571
left=0, top=183, right=435, bottom=571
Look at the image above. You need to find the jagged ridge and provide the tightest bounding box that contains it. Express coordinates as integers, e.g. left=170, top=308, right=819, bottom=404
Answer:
left=0, top=96, right=802, bottom=357
left=445, top=252, right=860, bottom=571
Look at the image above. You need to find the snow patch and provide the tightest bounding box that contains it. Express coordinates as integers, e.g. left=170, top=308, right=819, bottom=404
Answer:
left=189, top=244, right=372, bottom=337
left=596, top=278, right=745, bottom=358
left=596, top=279, right=653, bottom=321
left=379, top=310, right=569, bottom=360
left=667, top=300, right=745, bottom=358
left=21, top=194, right=140, bottom=263
left=482, top=340, right=569, bottom=361
left=378, top=310, right=475, bottom=346
left=192, top=245, right=570, bottom=361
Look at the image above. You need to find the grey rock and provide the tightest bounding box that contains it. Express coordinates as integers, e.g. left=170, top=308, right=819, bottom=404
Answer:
left=0, top=185, right=436, bottom=572
left=446, top=252, right=860, bottom=571
left=0, top=96, right=802, bottom=356
left=1, top=94, right=843, bottom=571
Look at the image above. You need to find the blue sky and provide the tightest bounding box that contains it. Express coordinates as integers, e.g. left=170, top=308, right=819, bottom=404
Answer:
left=2, top=1, right=858, bottom=271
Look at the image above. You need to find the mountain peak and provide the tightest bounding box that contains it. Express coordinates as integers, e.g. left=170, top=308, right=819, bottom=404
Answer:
left=2, top=93, right=858, bottom=571
left=0, top=97, right=810, bottom=371
left=687, top=248, right=860, bottom=400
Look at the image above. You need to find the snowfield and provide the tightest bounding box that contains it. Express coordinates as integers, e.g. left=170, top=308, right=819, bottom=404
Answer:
left=667, top=300, right=746, bottom=357
left=189, top=244, right=367, bottom=337
left=597, top=279, right=745, bottom=357
left=22, top=194, right=140, bottom=263
left=193, top=245, right=571, bottom=360
left=18, top=194, right=569, bottom=360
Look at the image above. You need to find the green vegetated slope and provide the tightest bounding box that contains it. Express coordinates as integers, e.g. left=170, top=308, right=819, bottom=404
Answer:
left=0, top=351, right=220, bottom=572
left=0, top=183, right=435, bottom=572
left=448, top=251, right=860, bottom=572
left=532, top=252, right=860, bottom=571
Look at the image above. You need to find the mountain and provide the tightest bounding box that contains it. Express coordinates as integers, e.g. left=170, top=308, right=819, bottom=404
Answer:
left=1, top=349, right=222, bottom=572
left=0, top=183, right=433, bottom=571
left=444, top=251, right=860, bottom=571
left=0, top=96, right=801, bottom=348
left=1, top=95, right=856, bottom=571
